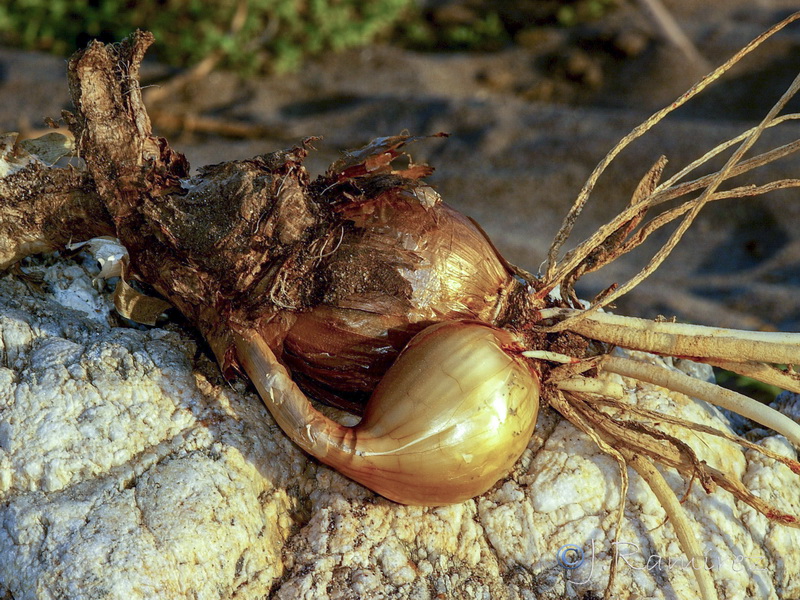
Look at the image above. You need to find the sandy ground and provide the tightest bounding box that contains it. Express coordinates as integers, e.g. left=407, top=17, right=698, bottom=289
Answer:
left=1, top=0, right=800, bottom=331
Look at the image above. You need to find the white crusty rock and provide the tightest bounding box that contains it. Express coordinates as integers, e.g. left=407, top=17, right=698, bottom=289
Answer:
left=1, top=254, right=799, bottom=600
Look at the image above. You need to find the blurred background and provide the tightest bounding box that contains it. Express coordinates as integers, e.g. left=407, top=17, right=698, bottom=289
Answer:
left=2, top=0, right=800, bottom=397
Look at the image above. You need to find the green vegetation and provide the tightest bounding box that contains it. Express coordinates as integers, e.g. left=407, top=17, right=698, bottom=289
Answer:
left=555, top=0, right=618, bottom=27
left=0, top=1, right=620, bottom=73
left=398, top=10, right=510, bottom=52
left=715, top=368, right=784, bottom=405
left=399, top=1, right=619, bottom=52
left=0, top=0, right=414, bottom=73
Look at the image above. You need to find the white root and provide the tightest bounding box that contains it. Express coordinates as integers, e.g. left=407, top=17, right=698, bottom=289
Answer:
left=555, top=376, right=625, bottom=399
left=602, top=355, right=800, bottom=448
left=527, top=14, right=800, bottom=599
left=540, top=307, right=800, bottom=365
left=522, top=349, right=581, bottom=363
left=622, top=449, right=719, bottom=600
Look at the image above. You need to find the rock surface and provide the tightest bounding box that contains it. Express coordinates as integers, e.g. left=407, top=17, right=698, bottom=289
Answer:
left=1, top=253, right=799, bottom=600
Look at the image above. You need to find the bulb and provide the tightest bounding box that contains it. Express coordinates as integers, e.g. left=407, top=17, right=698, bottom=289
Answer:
left=235, top=320, right=540, bottom=505
left=279, top=193, right=514, bottom=410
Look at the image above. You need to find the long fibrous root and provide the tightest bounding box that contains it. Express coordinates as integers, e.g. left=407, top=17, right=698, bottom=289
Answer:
left=576, top=387, right=800, bottom=523
left=621, top=448, right=718, bottom=600
left=539, top=306, right=800, bottom=450
left=600, top=354, right=800, bottom=448
left=549, top=390, right=717, bottom=600
left=551, top=377, right=800, bottom=598
left=589, top=396, right=800, bottom=476
left=539, top=12, right=800, bottom=320
left=548, top=390, right=628, bottom=600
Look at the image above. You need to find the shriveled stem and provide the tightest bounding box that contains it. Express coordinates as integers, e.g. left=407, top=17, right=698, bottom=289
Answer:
left=602, top=355, right=800, bottom=448
left=0, top=165, right=113, bottom=269
left=233, top=329, right=356, bottom=461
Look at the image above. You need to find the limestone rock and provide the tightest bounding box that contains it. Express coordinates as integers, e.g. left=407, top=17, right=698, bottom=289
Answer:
left=1, top=254, right=799, bottom=600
